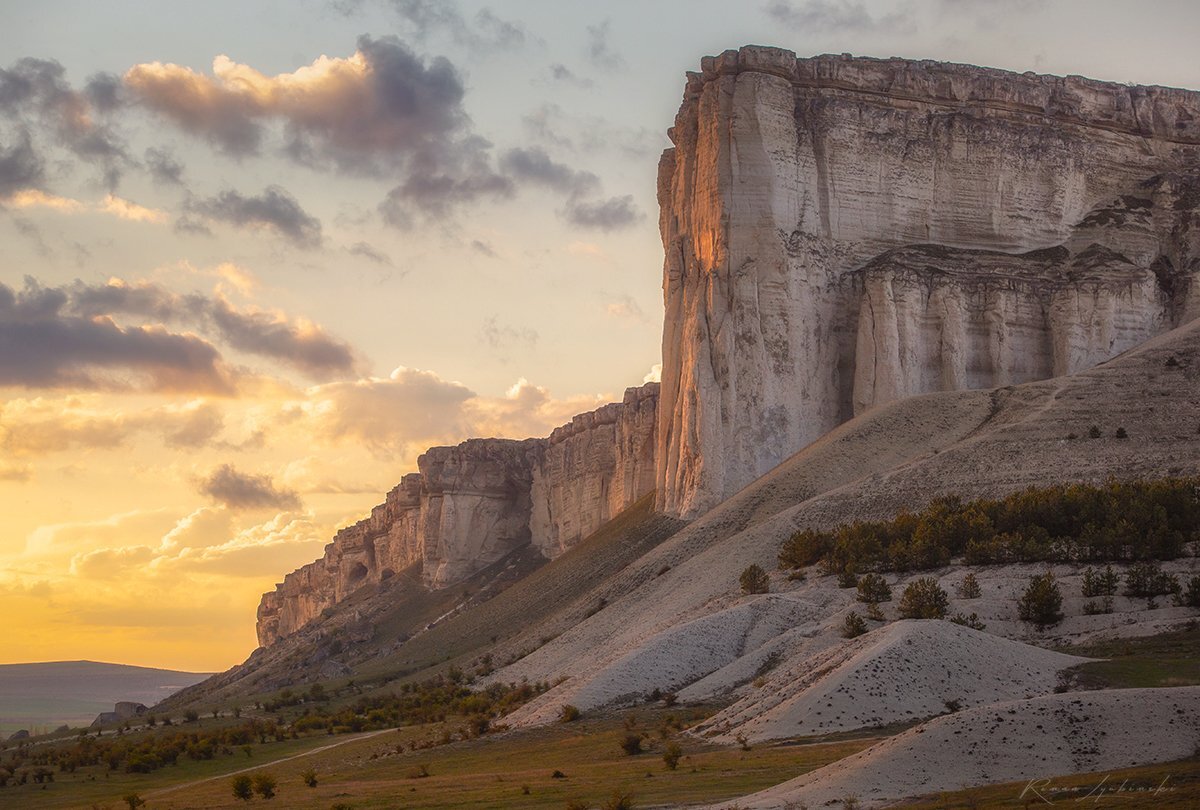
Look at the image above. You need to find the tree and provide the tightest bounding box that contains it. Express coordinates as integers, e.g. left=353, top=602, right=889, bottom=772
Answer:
left=955, top=573, right=981, bottom=599
left=253, top=772, right=278, bottom=799
left=841, top=611, right=868, bottom=638
left=856, top=573, right=892, bottom=604
left=301, top=767, right=318, bottom=788
left=740, top=564, right=770, bottom=595
left=1018, top=572, right=1064, bottom=629
left=662, top=741, right=682, bottom=770
left=232, top=774, right=253, bottom=802
left=559, top=704, right=581, bottom=723
left=779, top=528, right=831, bottom=569
left=620, top=734, right=643, bottom=756
left=897, top=578, right=949, bottom=619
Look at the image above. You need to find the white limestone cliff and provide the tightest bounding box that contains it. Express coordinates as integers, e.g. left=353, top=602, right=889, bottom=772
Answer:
left=656, top=47, right=1200, bottom=518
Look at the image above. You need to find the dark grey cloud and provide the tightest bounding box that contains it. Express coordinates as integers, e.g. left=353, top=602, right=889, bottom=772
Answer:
left=385, top=0, right=531, bottom=51
left=586, top=20, right=624, bottom=69
left=500, top=146, right=600, bottom=198
left=564, top=195, right=642, bottom=231
left=188, top=186, right=322, bottom=248
left=347, top=241, right=392, bottom=265
left=200, top=464, right=300, bottom=511
left=547, top=63, right=594, bottom=89
left=764, top=0, right=915, bottom=32
left=0, top=57, right=129, bottom=189
left=67, top=278, right=358, bottom=380
left=0, top=277, right=233, bottom=393
left=0, top=133, right=44, bottom=196
left=144, top=147, right=184, bottom=185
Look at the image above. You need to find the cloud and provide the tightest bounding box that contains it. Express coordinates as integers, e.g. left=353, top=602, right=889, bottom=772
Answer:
left=546, top=63, right=594, bottom=89
left=0, top=134, right=44, bottom=196
left=0, top=398, right=224, bottom=458
left=500, top=146, right=600, bottom=198
left=522, top=103, right=662, bottom=159
left=0, top=276, right=358, bottom=392
left=100, top=193, right=168, bottom=223
left=385, top=1, right=531, bottom=51
left=199, top=464, right=301, bottom=510
left=0, top=277, right=235, bottom=393
left=69, top=277, right=358, bottom=379
left=643, top=363, right=662, bottom=384
left=3, top=187, right=84, bottom=212
left=604, top=294, right=647, bottom=322
left=764, top=0, right=915, bottom=32
left=0, top=57, right=129, bottom=189
left=187, top=186, right=322, bottom=247
left=586, top=19, right=625, bottom=69
left=470, top=239, right=497, bottom=258
left=479, top=316, right=537, bottom=350
left=347, top=241, right=392, bottom=265
left=1, top=186, right=167, bottom=224
left=144, top=147, right=184, bottom=185
left=564, top=194, right=642, bottom=231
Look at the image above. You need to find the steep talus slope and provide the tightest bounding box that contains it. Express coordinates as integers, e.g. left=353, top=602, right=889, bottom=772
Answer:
left=731, top=687, right=1200, bottom=809
left=498, top=318, right=1200, bottom=724
left=690, top=620, right=1089, bottom=744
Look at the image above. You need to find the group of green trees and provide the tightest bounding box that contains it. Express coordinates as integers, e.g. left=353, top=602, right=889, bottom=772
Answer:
left=780, top=478, right=1200, bottom=577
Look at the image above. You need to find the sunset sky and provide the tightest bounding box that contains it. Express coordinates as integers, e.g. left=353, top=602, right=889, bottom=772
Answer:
left=3, top=0, right=1199, bottom=673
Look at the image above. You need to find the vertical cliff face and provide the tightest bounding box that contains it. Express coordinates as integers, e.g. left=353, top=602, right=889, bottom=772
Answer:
left=255, top=385, right=660, bottom=646
left=529, top=383, right=659, bottom=557
left=657, top=47, right=1200, bottom=518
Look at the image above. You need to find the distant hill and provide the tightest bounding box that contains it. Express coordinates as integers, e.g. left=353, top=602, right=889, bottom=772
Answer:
left=0, top=660, right=211, bottom=736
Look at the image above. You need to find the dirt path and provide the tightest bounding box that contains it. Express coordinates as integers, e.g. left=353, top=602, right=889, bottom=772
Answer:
left=143, top=728, right=393, bottom=798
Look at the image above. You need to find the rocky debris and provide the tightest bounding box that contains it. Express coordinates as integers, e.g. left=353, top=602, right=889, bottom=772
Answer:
left=656, top=46, right=1200, bottom=518
left=731, top=686, right=1200, bottom=808
left=256, top=385, right=659, bottom=646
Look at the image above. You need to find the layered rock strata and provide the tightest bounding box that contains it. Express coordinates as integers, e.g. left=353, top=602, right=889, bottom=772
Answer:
left=656, top=47, right=1200, bottom=518
left=256, top=384, right=659, bottom=646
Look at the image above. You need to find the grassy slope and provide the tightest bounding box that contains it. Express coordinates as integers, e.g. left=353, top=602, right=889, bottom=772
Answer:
left=1057, top=625, right=1200, bottom=689
left=19, top=707, right=877, bottom=810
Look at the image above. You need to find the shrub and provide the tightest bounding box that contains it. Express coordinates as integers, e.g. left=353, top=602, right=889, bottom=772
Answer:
left=898, top=578, right=949, bottom=619
left=1178, top=575, right=1200, bottom=608
left=252, top=773, right=277, bottom=799
left=740, top=564, right=770, bottom=594
left=1088, top=425, right=1102, bottom=439
left=620, top=734, right=644, bottom=756
left=841, top=611, right=868, bottom=638
left=1018, top=573, right=1064, bottom=629
left=123, top=795, right=146, bottom=810
left=836, top=569, right=859, bottom=589
left=1115, top=427, right=1129, bottom=439
left=232, top=774, right=253, bottom=802
left=300, top=767, right=317, bottom=788
left=1124, top=562, right=1180, bottom=599
left=779, top=528, right=832, bottom=569
left=955, top=573, right=981, bottom=599
left=1083, top=598, right=1113, bottom=615
left=949, top=612, right=986, bottom=631
left=559, top=704, right=581, bottom=723
left=183, top=709, right=199, bottom=723
left=662, top=741, right=682, bottom=770
left=604, top=791, right=636, bottom=810
left=856, top=573, right=892, bottom=604
left=1082, top=565, right=1119, bottom=598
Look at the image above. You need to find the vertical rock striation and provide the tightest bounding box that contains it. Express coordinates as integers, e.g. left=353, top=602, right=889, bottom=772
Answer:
left=656, top=47, right=1200, bottom=518
left=255, top=384, right=659, bottom=646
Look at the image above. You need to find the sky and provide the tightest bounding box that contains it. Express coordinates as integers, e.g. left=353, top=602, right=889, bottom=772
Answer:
left=3, top=0, right=1199, bottom=673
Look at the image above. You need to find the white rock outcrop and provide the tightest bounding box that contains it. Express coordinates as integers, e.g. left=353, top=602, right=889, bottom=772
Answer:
left=656, top=47, right=1200, bottom=518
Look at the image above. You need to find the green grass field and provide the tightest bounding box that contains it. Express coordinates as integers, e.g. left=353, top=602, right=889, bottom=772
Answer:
left=1057, top=625, right=1200, bottom=690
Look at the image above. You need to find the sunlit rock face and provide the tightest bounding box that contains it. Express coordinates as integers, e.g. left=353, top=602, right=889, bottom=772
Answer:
left=255, top=388, right=661, bottom=646
left=656, top=46, right=1200, bottom=518
left=530, top=383, right=659, bottom=558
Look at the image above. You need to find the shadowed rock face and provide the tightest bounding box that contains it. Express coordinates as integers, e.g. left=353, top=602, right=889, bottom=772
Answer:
left=255, top=384, right=659, bottom=647
left=655, top=47, right=1200, bottom=518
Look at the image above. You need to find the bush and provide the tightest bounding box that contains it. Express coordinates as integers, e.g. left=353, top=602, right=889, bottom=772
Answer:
left=620, top=734, right=643, bottom=756
left=740, top=564, right=770, bottom=594
left=604, top=791, right=637, bottom=810
left=123, top=795, right=146, bottom=810
left=1088, top=425, right=1102, bottom=439
left=232, top=774, right=253, bottom=802
left=856, top=573, right=892, bottom=604
left=1082, top=565, right=1119, bottom=598
left=300, top=767, right=317, bottom=788
left=1115, top=427, right=1129, bottom=439
left=837, top=569, right=859, bottom=589
left=662, top=741, right=682, bottom=770
left=1124, top=562, right=1180, bottom=599
left=898, top=578, right=949, bottom=619
left=955, top=573, right=981, bottom=599
left=559, top=704, right=581, bottom=723
left=252, top=773, right=277, bottom=799
left=1018, top=573, right=1064, bottom=629
left=841, top=611, right=868, bottom=638
left=1178, top=575, right=1200, bottom=609
left=779, top=528, right=831, bottom=569
left=949, top=612, right=986, bottom=631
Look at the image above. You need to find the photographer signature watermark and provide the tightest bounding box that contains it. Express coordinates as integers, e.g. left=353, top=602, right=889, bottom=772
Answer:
left=1019, top=774, right=1175, bottom=803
